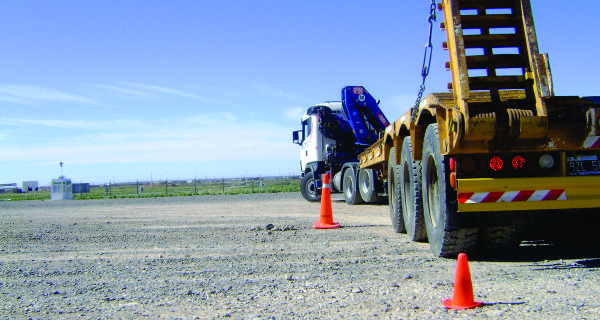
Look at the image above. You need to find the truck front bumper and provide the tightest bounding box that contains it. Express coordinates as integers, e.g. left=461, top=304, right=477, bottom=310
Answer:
left=456, top=176, right=600, bottom=212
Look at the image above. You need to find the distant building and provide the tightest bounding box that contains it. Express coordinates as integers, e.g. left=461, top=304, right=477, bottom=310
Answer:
left=51, top=176, right=72, bottom=200
left=72, top=183, right=90, bottom=193
left=22, top=181, right=39, bottom=192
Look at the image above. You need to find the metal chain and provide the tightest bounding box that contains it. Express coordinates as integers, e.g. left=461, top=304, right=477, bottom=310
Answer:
left=411, top=0, right=437, bottom=123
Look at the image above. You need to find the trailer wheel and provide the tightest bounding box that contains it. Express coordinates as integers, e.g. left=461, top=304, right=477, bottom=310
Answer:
left=359, top=169, right=379, bottom=203
left=422, top=124, right=478, bottom=257
left=300, top=172, right=321, bottom=202
left=388, top=147, right=405, bottom=233
left=343, top=167, right=363, bottom=205
left=400, top=136, right=426, bottom=241
left=478, top=227, right=520, bottom=255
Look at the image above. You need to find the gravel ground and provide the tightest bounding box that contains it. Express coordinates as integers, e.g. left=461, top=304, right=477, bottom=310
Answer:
left=1, top=192, right=599, bottom=319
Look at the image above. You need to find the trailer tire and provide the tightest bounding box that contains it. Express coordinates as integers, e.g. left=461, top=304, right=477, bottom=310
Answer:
left=343, top=167, right=363, bottom=205
left=300, top=172, right=321, bottom=202
left=478, top=227, right=520, bottom=255
left=359, top=169, right=379, bottom=203
left=422, top=124, right=478, bottom=257
left=400, top=136, right=426, bottom=241
left=388, top=147, right=405, bottom=233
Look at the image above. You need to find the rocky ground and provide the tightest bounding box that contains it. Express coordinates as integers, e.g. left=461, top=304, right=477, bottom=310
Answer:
left=1, top=192, right=599, bottom=319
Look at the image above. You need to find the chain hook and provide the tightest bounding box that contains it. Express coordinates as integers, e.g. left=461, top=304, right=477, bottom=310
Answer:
left=411, top=0, right=437, bottom=123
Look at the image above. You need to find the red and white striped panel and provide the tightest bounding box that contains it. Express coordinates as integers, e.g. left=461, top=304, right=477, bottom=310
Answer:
left=458, top=190, right=566, bottom=204
left=583, top=136, right=600, bottom=149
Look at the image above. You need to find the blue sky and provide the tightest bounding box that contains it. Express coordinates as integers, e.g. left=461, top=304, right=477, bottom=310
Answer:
left=1, top=0, right=599, bottom=185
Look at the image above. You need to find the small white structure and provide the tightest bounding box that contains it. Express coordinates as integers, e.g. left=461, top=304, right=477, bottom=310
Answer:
left=51, top=176, right=72, bottom=200
left=23, top=181, right=39, bottom=192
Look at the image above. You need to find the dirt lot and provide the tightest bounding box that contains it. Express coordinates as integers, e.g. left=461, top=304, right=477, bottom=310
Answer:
left=1, top=192, right=599, bottom=319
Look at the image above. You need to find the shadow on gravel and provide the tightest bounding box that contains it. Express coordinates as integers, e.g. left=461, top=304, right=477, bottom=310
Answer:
left=340, top=224, right=390, bottom=228
left=471, top=213, right=600, bottom=264
left=472, top=236, right=600, bottom=264
left=331, top=199, right=388, bottom=206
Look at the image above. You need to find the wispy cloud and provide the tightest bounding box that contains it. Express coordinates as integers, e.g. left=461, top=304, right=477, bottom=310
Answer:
left=251, top=83, right=306, bottom=102
left=284, top=107, right=304, bottom=122
left=90, top=82, right=208, bottom=101
left=0, top=117, right=139, bottom=130
left=0, top=113, right=297, bottom=165
left=0, top=85, right=95, bottom=104
left=89, top=84, right=153, bottom=97
left=125, top=83, right=207, bottom=101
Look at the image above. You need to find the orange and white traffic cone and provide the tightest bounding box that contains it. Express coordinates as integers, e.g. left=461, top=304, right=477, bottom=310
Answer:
left=313, top=173, right=341, bottom=229
left=443, top=253, right=483, bottom=310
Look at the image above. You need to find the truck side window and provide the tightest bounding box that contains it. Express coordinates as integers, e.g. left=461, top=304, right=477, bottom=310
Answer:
left=303, top=119, right=311, bottom=140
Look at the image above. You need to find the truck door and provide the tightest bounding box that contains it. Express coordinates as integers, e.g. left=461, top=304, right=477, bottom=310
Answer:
left=300, top=117, right=314, bottom=172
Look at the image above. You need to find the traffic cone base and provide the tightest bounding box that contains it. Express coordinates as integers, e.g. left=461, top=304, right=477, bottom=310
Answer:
left=443, top=298, right=483, bottom=310
left=443, top=253, right=483, bottom=310
left=313, top=173, right=341, bottom=229
left=313, top=221, right=341, bottom=229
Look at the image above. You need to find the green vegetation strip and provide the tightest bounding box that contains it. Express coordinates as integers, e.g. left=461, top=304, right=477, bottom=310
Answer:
left=0, top=178, right=300, bottom=201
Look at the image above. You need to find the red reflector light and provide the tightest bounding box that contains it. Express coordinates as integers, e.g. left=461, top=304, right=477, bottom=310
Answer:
left=511, top=155, right=526, bottom=170
left=449, top=158, right=456, bottom=172
left=489, top=156, right=504, bottom=171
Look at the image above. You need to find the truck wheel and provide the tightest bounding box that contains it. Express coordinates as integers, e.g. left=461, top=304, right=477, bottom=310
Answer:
left=300, top=172, right=321, bottom=202
left=400, top=136, right=426, bottom=241
left=343, top=167, right=363, bottom=205
left=359, top=169, right=379, bottom=203
left=388, top=147, right=405, bottom=233
left=478, top=227, right=520, bottom=255
left=422, top=124, right=478, bottom=257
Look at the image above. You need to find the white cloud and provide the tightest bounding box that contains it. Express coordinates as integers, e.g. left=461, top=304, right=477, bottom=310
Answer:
left=88, top=82, right=208, bottom=102
left=124, top=83, right=207, bottom=101
left=186, top=112, right=238, bottom=126
left=251, top=83, right=306, bottom=102
left=0, top=117, right=139, bottom=129
left=0, top=85, right=95, bottom=104
left=89, top=84, right=154, bottom=97
left=284, top=107, right=304, bottom=122
left=0, top=113, right=298, bottom=165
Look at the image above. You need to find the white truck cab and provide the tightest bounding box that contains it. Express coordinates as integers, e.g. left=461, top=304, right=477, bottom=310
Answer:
left=295, top=102, right=345, bottom=172
left=293, top=102, right=346, bottom=201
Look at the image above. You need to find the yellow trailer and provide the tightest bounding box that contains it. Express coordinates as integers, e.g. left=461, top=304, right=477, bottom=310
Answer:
left=358, top=0, right=600, bottom=257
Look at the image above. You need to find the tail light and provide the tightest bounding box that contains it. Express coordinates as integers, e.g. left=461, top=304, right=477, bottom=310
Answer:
left=511, top=155, right=527, bottom=170
left=489, top=156, right=504, bottom=172
left=460, top=156, right=478, bottom=174
left=449, top=157, right=457, bottom=188
left=449, top=157, right=456, bottom=172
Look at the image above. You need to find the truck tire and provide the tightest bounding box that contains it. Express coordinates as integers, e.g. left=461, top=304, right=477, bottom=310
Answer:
left=388, top=147, right=405, bottom=233
left=300, top=172, right=321, bottom=202
left=343, top=167, right=363, bottom=205
left=422, top=124, right=478, bottom=257
left=400, top=136, right=426, bottom=241
left=358, top=169, right=379, bottom=203
left=478, top=227, right=520, bottom=255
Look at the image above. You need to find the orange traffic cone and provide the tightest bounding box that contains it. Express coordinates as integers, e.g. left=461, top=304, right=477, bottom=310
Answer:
left=313, top=173, right=341, bottom=229
left=443, top=253, right=483, bottom=310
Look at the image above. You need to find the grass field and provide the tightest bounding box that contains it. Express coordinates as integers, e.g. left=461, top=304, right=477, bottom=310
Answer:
left=0, top=177, right=300, bottom=201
